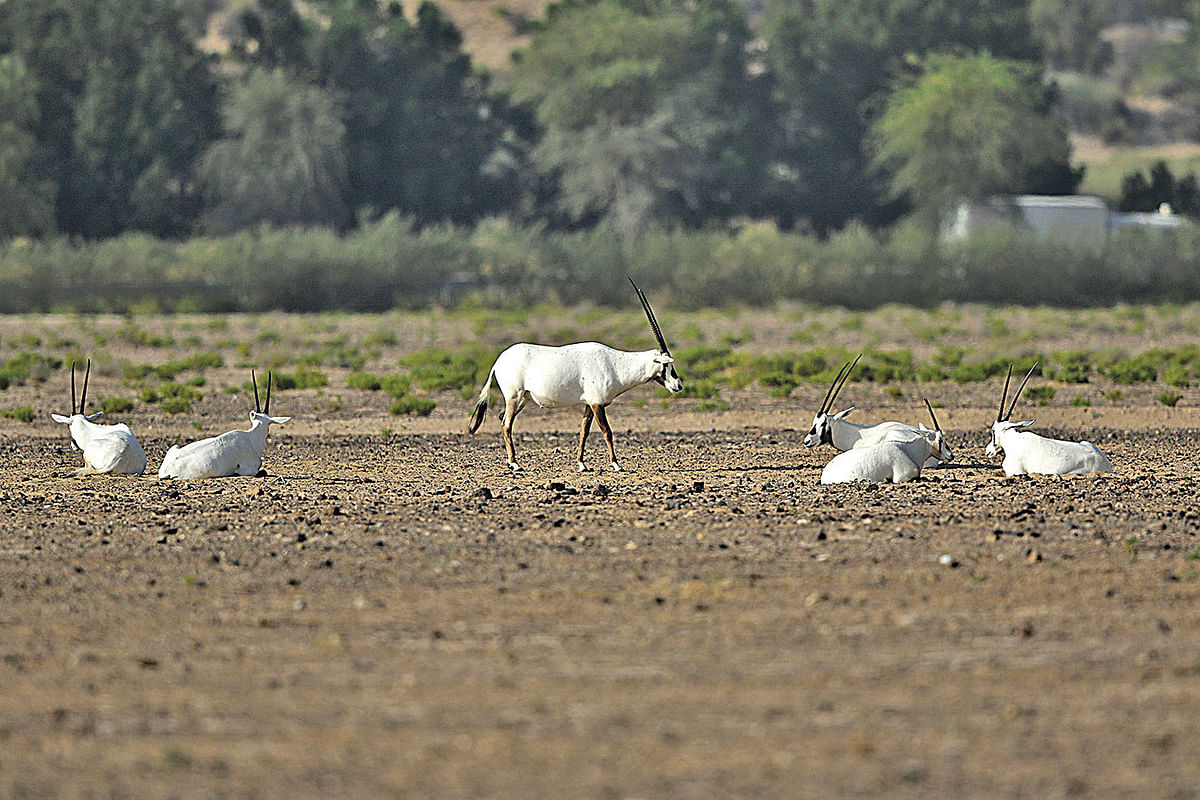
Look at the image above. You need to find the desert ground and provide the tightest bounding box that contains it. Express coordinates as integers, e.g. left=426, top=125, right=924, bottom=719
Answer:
left=1, top=308, right=1199, bottom=799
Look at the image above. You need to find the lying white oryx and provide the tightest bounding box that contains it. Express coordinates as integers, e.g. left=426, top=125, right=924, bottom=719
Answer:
left=51, top=359, right=147, bottom=476
left=469, top=278, right=683, bottom=472
left=804, top=356, right=953, bottom=466
left=158, top=371, right=290, bottom=479
left=821, top=399, right=948, bottom=484
left=987, top=363, right=1112, bottom=477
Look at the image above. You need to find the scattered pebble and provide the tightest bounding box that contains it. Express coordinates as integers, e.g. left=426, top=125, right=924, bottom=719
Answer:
left=938, top=554, right=958, bottom=568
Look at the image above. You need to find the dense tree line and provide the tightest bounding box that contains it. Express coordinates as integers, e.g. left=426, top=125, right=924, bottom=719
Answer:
left=0, top=0, right=1088, bottom=243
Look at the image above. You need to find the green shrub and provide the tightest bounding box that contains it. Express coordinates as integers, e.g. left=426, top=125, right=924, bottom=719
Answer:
left=401, top=349, right=486, bottom=394
left=672, top=345, right=736, bottom=381
left=1104, top=354, right=1157, bottom=384
left=1, top=353, right=62, bottom=385
left=1052, top=351, right=1093, bottom=383
left=1, top=405, right=35, bottom=422
left=390, top=396, right=436, bottom=416
left=671, top=379, right=721, bottom=399
left=160, top=396, right=193, bottom=414
left=98, top=397, right=134, bottom=414
left=1070, top=395, right=1092, bottom=407
left=381, top=374, right=412, bottom=398
left=273, top=367, right=328, bottom=390
left=1024, top=385, right=1056, bottom=406
left=1157, top=390, right=1183, bottom=407
left=347, top=372, right=383, bottom=391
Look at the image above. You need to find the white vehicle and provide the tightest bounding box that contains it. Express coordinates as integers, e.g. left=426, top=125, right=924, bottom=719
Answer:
left=821, top=421, right=946, bottom=484
left=469, top=278, right=683, bottom=472
left=804, top=357, right=953, bottom=466
left=987, top=363, right=1112, bottom=476
left=51, top=360, right=147, bottom=476
left=158, top=371, right=291, bottom=479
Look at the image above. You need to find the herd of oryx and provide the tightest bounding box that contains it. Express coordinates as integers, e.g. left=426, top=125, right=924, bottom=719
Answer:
left=51, top=278, right=1113, bottom=482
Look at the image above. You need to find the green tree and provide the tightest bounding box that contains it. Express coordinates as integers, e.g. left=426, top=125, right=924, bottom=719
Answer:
left=871, top=54, right=1074, bottom=219
left=510, top=0, right=776, bottom=238
left=763, top=0, right=1042, bottom=232
left=198, top=69, right=349, bottom=232
left=226, top=0, right=522, bottom=225
left=1030, top=0, right=1116, bottom=74
left=313, top=1, right=521, bottom=225
left=0, top=0, right=219, bottom=238
left=0, top=55, right=55, bottom=237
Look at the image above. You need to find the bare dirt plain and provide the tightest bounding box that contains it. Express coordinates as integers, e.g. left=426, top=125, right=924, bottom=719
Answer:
left=2, top=310, right=1200, bottom=799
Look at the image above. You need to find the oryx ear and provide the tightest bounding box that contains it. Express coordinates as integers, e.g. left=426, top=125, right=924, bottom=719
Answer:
left=832, top=406, right=854, bottom=420
left=918, top=422, right=931, bottom=431
left=654, top=353, right=674, bottom=365
left=85, top=412, right=103, bottom=421
left=1013, top=419, right=1035, bottom=429
left=268, top=415, right=292, bottom=425
left=51, top=413, right=71, bottom=423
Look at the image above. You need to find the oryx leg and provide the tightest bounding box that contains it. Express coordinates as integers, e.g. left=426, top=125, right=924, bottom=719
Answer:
left=592, top=404, right=621, bottom=471
left=502, top=394, right=525, bottom=471
left=577, top=406, right=595, bottom=472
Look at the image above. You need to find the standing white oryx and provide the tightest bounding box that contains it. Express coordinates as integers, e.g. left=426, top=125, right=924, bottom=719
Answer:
left=987, top=363, right=1112, bottom=476
left=804, top=355, right=953, bottom=466
left=820, top=399, right=948, bottom=484
left=158, top=371, right=291, bottom=479
left=51, top=359, right=147, bottom=476
left=469, top=278, right=683, bottom=472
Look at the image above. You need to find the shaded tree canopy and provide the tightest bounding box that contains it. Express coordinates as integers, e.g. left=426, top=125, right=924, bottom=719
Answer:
left=872, top=54, right=1076, bottom=216
left=199, top=68, right=349, bottom=232
left=509, top=0, right=777, bottom=238
left=763, top=0, right=1044, bottom=232
left=0, top=0, right=219, bottom=238
left=0, top=54, right=55, bottom=237
left=231, top=0, right=522, bottom=225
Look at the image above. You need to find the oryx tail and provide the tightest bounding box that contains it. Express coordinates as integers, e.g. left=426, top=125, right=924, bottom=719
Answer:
left=469, top=365, right=498, bottom=434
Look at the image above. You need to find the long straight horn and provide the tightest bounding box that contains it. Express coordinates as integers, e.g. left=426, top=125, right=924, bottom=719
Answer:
left=1005, top=362, right=1039, bottom=422
left=819, top=359, right=851, bottom=415
left=827, top=353, right=862, bottom=411
left=80, top=358, right=91, bottom=414
left=265, top=370, right=272, bottom=416
left=997, top=364, right=1012, bottom=423
left=923, top=398, right=943, bottom=433
left=252, top=370, right=261, bottom=413
left=628, top=276, right=670, bottom=356
left=70, top=360, right=77, bottom=415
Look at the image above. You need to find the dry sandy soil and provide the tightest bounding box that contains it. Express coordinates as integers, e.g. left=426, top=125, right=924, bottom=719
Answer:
left=2, top=311, right=1200, bottom=798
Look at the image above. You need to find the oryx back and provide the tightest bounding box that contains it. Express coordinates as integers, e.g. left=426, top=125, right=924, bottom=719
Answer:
left=1001, top=430, right=1113, bottom=476
left=821, top=434, right=927, bottom=484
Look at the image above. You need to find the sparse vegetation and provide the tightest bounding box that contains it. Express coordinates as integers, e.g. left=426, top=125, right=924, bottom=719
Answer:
left=1157, top=390, right=1183, bottom=407
left=1, top=405, right=35, bottom=422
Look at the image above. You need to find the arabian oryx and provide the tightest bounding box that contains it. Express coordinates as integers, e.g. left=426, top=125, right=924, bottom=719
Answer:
left=469, top=278, right=683, bottom=472
left=804, top=355, right=953, bottom=466
left=51, top=359, right=147, bottom=476
left=158, top=371, right=291, bottom=479
left=820, top=399, right=948, bottom=484
left=987, top=363, right=1112, bottom=477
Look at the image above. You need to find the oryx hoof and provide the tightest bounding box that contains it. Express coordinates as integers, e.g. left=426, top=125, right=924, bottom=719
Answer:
left=608, top=462, right=623, bottom=472
left=509, top=462, right=522, bottom=473
left=577, top=462, right=592, bottom=473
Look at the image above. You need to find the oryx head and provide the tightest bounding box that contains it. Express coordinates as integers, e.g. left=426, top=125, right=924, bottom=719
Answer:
left=250, top=370, right=292, bottom=426
left=50, top=359, right=103, bottom=448
left=987, top=362, right=1038, bottom=457
left=629, top=277, right=682, bottom=393
left=803, top=354, right=861, bottom=448
left=920, top=398, right=952, bottom=463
